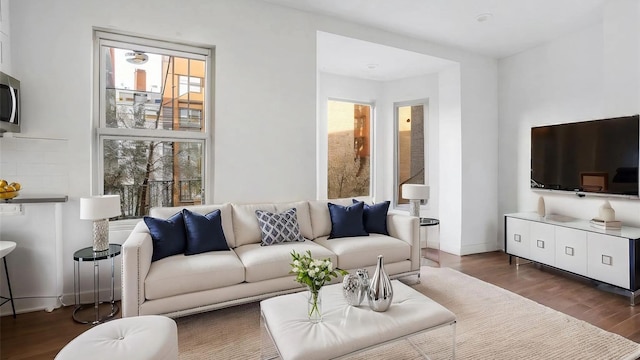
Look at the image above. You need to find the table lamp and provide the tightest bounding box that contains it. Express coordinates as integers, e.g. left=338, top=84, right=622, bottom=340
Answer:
left=80, top=195, right=121, bottom=251
left=401, top=184, right=430, bottom=217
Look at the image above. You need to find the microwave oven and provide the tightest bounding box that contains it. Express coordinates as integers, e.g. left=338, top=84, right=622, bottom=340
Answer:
left=0, top=71, right=20, bottom=133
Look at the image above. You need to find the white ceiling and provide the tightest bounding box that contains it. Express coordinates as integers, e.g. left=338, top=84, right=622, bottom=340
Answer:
left=265, top=0, right=606, bottom=59
left=263, top=0, right=606, bottom=81
left=317, top=32, right=456, bottom=81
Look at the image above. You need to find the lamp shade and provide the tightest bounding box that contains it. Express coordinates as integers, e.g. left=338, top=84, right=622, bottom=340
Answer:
left=80, top=195, right=121, bottom=220
left=401, top=184, right=430, bottom=200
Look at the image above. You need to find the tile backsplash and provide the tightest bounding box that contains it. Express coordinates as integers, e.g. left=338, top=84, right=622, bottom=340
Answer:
left=0, top=136, right=69, bottom=195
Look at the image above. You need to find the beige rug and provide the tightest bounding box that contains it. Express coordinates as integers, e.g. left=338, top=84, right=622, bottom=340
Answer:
left=176, top=267, right=640, bottom=359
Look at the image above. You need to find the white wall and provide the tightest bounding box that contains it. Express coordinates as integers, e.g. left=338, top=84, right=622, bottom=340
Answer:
left=5, top=0, right=499, bottom=314
left=498, top=0, right=640, bottom=242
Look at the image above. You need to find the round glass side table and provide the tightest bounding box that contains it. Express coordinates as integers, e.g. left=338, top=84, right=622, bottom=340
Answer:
left=73, top=244, right=121, bottom=324
left=420, top=218, right=440, bottom=267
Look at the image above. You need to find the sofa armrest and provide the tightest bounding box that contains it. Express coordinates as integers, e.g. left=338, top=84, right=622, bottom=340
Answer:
left=387, top=214, right=420, bottom=271
left=121, top=221, right=153, bottom=317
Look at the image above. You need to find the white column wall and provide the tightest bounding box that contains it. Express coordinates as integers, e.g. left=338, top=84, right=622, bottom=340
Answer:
left=438, top=65, right=463, bottom=254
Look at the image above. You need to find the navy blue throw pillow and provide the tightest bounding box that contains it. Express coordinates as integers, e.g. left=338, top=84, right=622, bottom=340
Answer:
left=353, top=199, right=390, bottom=235
left=182, top=209, right=229, bottom=255
left=328, top=201, right=369, bottom=239
left=144, top=212, right=187, bottom=262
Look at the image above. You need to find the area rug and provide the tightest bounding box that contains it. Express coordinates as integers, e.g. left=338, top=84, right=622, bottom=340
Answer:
left=176, top=267, right=640, bottom=359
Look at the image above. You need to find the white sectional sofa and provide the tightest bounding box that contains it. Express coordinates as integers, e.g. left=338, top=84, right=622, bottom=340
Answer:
left=121, top=198, right=420, bottom=318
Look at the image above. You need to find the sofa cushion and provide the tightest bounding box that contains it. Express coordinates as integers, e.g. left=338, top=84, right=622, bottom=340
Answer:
left=354, top=199, right=390, bottom=235
left=233, top=204, right=277, bottom=247
left=314, top=234, right=410, bottom=270
left=274, top=201, right=312, bottom=240
left=144, top=212, right=187, bottom=262
left=234, top=241, right=337, bottom=283
left=256, top=208, right=305, bottom=246
left=308, top=197, right=371, bottom=239
left=144, top=249, right=245, bottom=300
left=182, top=209, right=229, bottom=255
left=149, top=204, right=236, bottom=248
left=328, top=201, right=368, bottom=239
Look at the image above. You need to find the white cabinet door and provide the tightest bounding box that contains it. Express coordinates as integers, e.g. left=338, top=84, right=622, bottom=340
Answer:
left=506, top=217, right=530, bottom=259
left=554, top=226, right=587, bottom=277
left=0, top=31, right=9, bottom=73
left=530, top=222, right=555, bottom=265
left=587, top=233, right=630, bottom=289
left=0, top=0, right=7, bottom=36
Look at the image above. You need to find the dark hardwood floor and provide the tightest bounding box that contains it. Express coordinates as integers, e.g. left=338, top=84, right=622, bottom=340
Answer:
left=1, top=251, right=639, bottom=359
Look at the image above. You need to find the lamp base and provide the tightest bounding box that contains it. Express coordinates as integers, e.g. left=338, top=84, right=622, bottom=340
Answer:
left=92, top=219, right=110, bottom=252
left=409, top=199, right=421, bottom=217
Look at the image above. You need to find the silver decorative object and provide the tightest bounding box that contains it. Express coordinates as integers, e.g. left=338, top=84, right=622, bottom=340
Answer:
left=342, top=269, right=370, bottom=306
left=342, top=274, right=361, bottom=305
left=368, top=255, right=393, bottom=312
left=356, top=269, right=369, bottom=305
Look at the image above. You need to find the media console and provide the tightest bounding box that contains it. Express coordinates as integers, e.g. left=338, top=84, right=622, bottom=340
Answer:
left=504, top=212, right=640, bottom=306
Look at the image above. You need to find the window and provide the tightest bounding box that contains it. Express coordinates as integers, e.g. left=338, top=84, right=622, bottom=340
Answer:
left=179, top=109, right=202, bottom=129
left=327, top=100, right=372, bottom=199
left=395, top=101, right=427, bottom=207
left=95, top=31, right=211, bottom=219
left=179, top=76, right=202, bottom=95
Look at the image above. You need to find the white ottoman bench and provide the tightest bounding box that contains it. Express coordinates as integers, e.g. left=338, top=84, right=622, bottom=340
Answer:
left=260, top=280, right=456, bottom=360
left=55, top=315, right=178, bottom=360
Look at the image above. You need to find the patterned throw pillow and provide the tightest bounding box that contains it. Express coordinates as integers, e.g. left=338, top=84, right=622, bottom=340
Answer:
left=255, top=208, right=305, bottom=246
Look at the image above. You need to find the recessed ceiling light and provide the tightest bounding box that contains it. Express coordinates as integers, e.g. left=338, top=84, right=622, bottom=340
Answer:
left=366, top=63, right=379, bottom=70
left=476, top=13, right=493, bottom=22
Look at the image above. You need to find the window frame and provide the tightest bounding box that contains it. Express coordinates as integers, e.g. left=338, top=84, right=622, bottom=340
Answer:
left=325, top=98, right=375, bottom=199
left=393, top=99, right=429, bottom=210
left=92, top=29, right=215, bottom=216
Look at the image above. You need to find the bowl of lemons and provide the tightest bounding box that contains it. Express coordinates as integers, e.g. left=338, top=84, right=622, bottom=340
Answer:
left=0, top=179, right=21, bottom=200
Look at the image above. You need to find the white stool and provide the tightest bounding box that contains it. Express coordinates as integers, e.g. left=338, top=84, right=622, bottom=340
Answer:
left=0, top=241, right=16, bottom=318
left=55, top=315, right=178, bottom=360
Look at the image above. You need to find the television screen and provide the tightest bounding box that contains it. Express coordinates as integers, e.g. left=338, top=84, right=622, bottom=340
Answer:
left=531, top=115, right=640, bottom=197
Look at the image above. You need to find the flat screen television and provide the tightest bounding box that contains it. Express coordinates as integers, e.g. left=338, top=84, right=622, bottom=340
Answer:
left=531, top=114, right=640, bottom=197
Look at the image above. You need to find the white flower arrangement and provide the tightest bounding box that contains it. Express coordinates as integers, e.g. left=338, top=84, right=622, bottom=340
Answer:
left=290, top=250, right=346, bottom=292
left=290, top=250, right=348, bottom=320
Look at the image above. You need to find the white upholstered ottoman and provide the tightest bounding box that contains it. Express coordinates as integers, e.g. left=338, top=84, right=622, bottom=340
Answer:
left=261, top=280, right=456, bottom=360
left=55, top=315, right=178, bottom=360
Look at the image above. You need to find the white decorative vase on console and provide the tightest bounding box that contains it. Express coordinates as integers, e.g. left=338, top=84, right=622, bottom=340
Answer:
left=599, top=200, right=615, bottom=221
left=537, top=196, right=546, bottom=218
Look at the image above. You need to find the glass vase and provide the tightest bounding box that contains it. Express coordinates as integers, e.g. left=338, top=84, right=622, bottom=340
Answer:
left=307, top=287, right=322, bottom=323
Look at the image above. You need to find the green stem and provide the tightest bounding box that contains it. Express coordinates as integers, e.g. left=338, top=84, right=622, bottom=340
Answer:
left=309, top=289, right=320, bottom=318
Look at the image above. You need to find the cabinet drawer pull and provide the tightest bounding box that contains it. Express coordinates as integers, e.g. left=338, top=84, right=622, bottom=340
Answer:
left=565, top=246, right=574, bottom=256
left=514, top=234, right=521, bottom=243
left=536, top=240, right=545, bottom=249
left=601, top=255, right=612, bottom=266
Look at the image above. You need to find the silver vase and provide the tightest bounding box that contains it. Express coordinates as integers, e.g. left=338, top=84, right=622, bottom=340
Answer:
left=342, top=269, right=370, bottom=306
left=367, top=255, right=393, bottom=312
